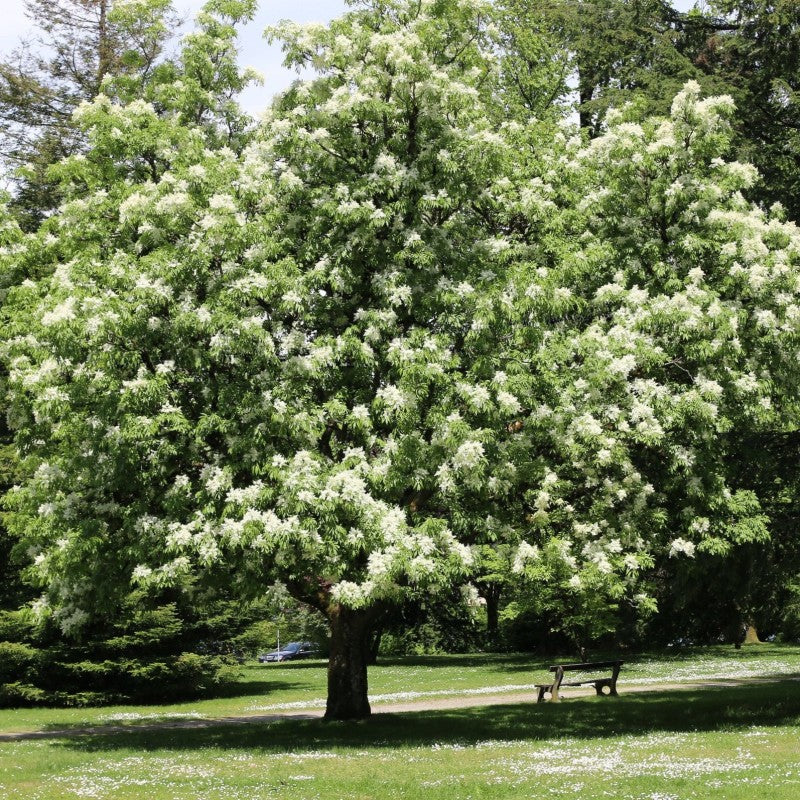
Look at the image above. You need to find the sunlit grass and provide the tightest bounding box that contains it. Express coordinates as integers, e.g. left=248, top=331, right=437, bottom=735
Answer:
left=2, top=680, right=799, bottom=799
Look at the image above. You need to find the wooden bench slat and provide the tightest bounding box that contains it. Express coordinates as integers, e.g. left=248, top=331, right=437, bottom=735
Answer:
left=548, top=660, right=622, bottom=672
left=561, top=678, right=612, bottom=687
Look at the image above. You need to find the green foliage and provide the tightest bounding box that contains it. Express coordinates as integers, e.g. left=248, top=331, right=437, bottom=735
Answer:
left=0, top=681, right=49, bottom=706
left=780, top=580, right=800, bottom=642
left=0, top=0, right=180, bottom=229
left=229, top=585, right=330, bottom=656
left=377, top=590, right=485, bottom=657
left=0, top=632, right=240, bottom=709
left=649, top=425, right=800, bottom=644
left=703, top=1, right=800, bottom=218
left=0, top=608, right=242, bottom=708
left=498, top=0, right=800, bottom=222
left=1, top=0, right=800, bottom=716
left=0, top=641, right=39, bottom=683
left=499, top=0, right=710, bottom=134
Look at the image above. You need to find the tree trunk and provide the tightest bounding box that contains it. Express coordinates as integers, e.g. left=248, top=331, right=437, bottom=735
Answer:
left=483, top=583, right=501, bottom=643
left=96, top=0, right=113, bottom=97
left=735, top=621, right=762, bottom=648
left=366, top=627, right=383, bottom=666
left=578, top=72, right=595, bottom=134
left=325, top=605, right=371, bottom=720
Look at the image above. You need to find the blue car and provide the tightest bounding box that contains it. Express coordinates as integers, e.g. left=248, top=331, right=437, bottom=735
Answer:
left=258, top=641, right=320, bottom=662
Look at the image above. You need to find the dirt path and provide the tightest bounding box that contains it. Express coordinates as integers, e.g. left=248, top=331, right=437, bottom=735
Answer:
left=2, top=677, right=793, bottom=742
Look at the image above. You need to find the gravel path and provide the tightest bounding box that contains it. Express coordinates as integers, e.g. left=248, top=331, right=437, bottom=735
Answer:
left=2, top=676, right=793, bottom=742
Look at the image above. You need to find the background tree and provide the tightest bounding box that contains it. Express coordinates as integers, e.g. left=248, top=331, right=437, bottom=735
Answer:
left=499, top=0, right=709, bottom=136
left=509, top=84, right=800, bottom=652
left=0, top=0, right=178, bottom=229
left=499, top=0, right=800, bottom=221
left=700, top=1, right=800, bottom=218
left=652, top=427, right=800, bottom=644
left=473, top=544, right=514, bottom=645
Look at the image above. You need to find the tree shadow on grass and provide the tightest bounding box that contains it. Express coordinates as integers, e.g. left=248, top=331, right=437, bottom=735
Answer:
left=206, top=676, right=312, bottom=699
left=53, top=680, right=800, bottom=753
left=32, top=680, right=309, bottom=733
left=373, top=652, right=545, bottom=672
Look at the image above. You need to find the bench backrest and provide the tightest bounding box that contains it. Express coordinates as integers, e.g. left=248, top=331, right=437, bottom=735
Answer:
left=548, top=660, right=623, bottom=673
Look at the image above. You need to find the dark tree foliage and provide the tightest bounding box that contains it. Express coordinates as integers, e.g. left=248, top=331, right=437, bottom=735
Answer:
left=650, top=429, right=800, bottom=644
left=500, top=0, right=710, bottom=136
left=699, top=1, right=800, bottom=219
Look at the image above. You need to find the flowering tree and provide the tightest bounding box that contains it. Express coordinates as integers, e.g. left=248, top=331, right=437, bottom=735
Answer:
left=508, top=83, right=800, bottom=641
left=2, top=0, right=528, bottom=719
left=0, top=0, right=261, bottom=682
left=3, top=0, right=800, bottom=721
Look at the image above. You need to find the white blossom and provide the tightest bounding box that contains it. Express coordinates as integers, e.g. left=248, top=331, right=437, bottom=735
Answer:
left=452, top=440, right=485, bottom=472
left=669, top=538, right=696, bottom=558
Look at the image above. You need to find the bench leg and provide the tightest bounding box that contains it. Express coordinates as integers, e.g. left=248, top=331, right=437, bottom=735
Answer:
left=594, top=680, right=618, bottom=697
left=536, top=685, right=561, bottom=703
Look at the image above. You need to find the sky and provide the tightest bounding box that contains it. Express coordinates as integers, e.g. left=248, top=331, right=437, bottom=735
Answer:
left=1, top=0, right=701, bottom=116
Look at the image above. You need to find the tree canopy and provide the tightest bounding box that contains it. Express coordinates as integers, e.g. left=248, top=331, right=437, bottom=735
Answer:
left=1, top=0, right=800, bottom=718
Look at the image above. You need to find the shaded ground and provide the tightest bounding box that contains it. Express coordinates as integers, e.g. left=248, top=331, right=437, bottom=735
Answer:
left=2, top=674, right=797, bottom=741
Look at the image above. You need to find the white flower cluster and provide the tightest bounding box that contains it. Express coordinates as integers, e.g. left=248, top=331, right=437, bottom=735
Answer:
left=669, top=538, right=696, bottom=558
left=5, top=0, right=800, bottom=644
left=512, top=541, right=540, bottom=574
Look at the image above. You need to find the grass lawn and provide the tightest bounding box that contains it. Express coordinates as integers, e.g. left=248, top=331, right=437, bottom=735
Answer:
left=1, top=643, right=799, bottom=734
left=1, top=679, right=799, bottom=799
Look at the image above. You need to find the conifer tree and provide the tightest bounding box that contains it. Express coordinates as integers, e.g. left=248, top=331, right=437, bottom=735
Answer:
left=0, top=0, right=177, bottom=228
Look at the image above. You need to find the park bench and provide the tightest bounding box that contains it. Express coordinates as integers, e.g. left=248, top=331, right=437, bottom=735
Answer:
left=535, top=660, right=623, bottom=703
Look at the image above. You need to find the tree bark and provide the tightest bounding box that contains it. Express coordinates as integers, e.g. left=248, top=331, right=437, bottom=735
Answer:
left=366, top=626, right=383, bottom=666
left=483, top=583, right=501, bottom=642
left=96, top=0, right=113, bottom=97
left=325, top=605, right=371, bottom=720
left=578, top=68, right=595, bottom=134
